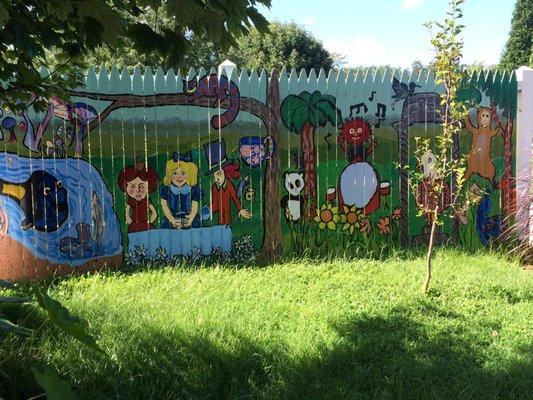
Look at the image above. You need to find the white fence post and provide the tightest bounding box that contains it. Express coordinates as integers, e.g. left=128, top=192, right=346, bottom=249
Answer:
left=515, top=67, right=533, bottom=246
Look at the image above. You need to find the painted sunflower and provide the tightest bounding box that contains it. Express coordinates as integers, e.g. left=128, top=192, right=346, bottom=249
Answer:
left=314, top=203, right=341, bottom=230
left=340, top=205, right=367, bottom=235
left=377, top=216, right=391, bottom=235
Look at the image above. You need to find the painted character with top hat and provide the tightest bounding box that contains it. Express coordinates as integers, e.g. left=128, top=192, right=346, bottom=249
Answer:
left=160, top=151, right=203, bottom=229
left=204, top=139, right=252, bottom=225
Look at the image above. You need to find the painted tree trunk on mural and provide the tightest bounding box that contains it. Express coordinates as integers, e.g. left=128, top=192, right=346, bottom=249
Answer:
left=260, top=70, right=282, bottom=259
left=398, top=127, right=409, bottom=246
left=301, top=123, right=317, bottom=221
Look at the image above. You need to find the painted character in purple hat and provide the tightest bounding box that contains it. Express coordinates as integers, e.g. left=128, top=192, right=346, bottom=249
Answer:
left=204, top=139, right=252, bottom=225
left=160, top=151, right=203, bottom=229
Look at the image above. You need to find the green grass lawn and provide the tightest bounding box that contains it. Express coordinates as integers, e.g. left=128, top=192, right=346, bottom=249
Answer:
left=2, top=250, right=532, bottom=399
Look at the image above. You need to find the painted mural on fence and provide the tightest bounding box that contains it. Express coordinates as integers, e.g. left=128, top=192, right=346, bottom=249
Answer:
left=0, top=66, right=517, bottom=279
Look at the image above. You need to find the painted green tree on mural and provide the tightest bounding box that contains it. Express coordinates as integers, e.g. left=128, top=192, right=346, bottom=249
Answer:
left=280, top=91, right=340, bottom=220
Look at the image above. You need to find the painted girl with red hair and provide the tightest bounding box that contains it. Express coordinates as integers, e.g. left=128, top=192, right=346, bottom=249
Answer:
left=118, top=160, right=159, bottom=233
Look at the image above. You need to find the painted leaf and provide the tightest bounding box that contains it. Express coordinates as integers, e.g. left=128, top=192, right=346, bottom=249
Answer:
left=308, top=106, right=327, bottom=128
left=0, top=317, right=32, bottom=335
left=32, top=365, right=80, bottom=400
left=315, top=99, right=341, bottom=127
left=457, top=84, right=481, bottom=106
left=299, top=91, right=312, bottom=103
left=34, top=288, right=104, bottom=354
left=281, top=95, right=310, bottom=133
left=309, top=90, right=323, bottom=109
left=290, top=105, right=312, bottom=133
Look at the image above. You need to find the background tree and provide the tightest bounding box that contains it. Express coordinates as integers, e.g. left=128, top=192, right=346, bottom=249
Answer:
left=0, top=0, right=270, bottom=110
left=80, top=32, right=227, bottom=72
left=281, top=91, right=340, bottom=221
left=227, top=22, right=335, bottom=73
left=82, top=21, right=340, bottom=73
left=500, top=0, right=533, bottom=70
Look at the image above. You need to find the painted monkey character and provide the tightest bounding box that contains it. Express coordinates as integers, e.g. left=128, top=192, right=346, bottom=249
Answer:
left=464, top=107, right=500, bottom=183
left=337, top=117, right=376, bottom=163
left=281, top=172, right=305, bottom=223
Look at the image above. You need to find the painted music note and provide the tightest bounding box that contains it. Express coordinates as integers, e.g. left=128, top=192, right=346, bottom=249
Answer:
left=349, top=102, right=368, bottom=117
left=368, top=91, right=376, bottom=102
left=375, top=103, right=387, bottom=119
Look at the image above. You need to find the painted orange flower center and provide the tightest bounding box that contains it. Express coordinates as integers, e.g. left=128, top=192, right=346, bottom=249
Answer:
left=347, top=212, right=358, bottom=224
left=320, top=209, right=333, bottom=223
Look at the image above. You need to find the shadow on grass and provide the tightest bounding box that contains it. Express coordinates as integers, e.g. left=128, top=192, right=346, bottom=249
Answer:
left=3, top=307, right=532, bottom=400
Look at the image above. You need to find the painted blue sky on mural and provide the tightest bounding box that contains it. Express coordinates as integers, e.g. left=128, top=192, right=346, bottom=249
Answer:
left=258, top=0, right=514, bottom=67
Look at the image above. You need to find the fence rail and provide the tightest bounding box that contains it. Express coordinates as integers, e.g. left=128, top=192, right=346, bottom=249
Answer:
left=0, top=66, right=527, bottom=280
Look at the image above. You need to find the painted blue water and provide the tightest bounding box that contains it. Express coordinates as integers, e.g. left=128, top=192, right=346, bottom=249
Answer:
left=0, top=153, right=122, bottom=266
left=127, top=225, right=232, bottom=258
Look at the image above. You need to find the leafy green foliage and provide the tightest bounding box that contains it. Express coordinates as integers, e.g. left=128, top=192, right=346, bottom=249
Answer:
left=83, top=21, right=339, bottom=73
left=226, top=22, right=335, bottom=72
left=0, top=280, right=16, bottom=290
left=500, top=0, right=533, bottom=70
left=34, top=287, right=104, bottom=354
left=1, top=281, right=104, bottom=396
left=280, top=91, right=340, bottom=134
left=32, top=365, right=80, bottom=400
left=0, top=317, right=32, bottom=336
left=0, top=0, right=270, bottom=110
left=0, top=296, right=31, bottom=310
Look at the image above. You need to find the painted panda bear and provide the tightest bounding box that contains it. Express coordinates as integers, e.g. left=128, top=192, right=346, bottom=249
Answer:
left=281, top=172, right=305, bottom=223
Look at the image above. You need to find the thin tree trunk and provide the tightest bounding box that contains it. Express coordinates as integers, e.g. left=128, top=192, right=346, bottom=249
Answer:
left=259, top=70, right=282, bottom=261
left=422, top=207, right=438, bottom=294
left=450, top=131, right=460, bottom=243
left=301, top=123, right=317, bottom=221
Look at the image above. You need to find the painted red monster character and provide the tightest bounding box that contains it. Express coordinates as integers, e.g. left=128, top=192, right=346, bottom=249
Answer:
left=337, top=117, right=377, bottom=163
left=336, top=117, right=390, bottom=215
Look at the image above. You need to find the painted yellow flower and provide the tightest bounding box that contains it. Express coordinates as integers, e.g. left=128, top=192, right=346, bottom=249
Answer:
left=314, top=203, right=340, bottom=230
left=340, top=205, right=367, bottom=235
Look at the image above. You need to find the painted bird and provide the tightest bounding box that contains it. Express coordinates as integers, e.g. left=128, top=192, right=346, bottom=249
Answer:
left=391, top=77, right=421, bottom=110
left=475, top=193, right=501, bottom=246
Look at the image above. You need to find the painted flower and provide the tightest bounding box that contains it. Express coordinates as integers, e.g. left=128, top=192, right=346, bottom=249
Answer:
left=377, top=216, right=391, bottom=235
left=360, top=217, right=371, bottom=234
left=314, top=203, right=341, bottom=230
left=391, top=207, right=402, bottom=220
left=340, top=205, right=366, bottom=235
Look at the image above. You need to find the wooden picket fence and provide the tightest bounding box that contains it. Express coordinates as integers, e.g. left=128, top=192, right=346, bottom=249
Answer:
left=0, top=66, right=522, bottom=280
